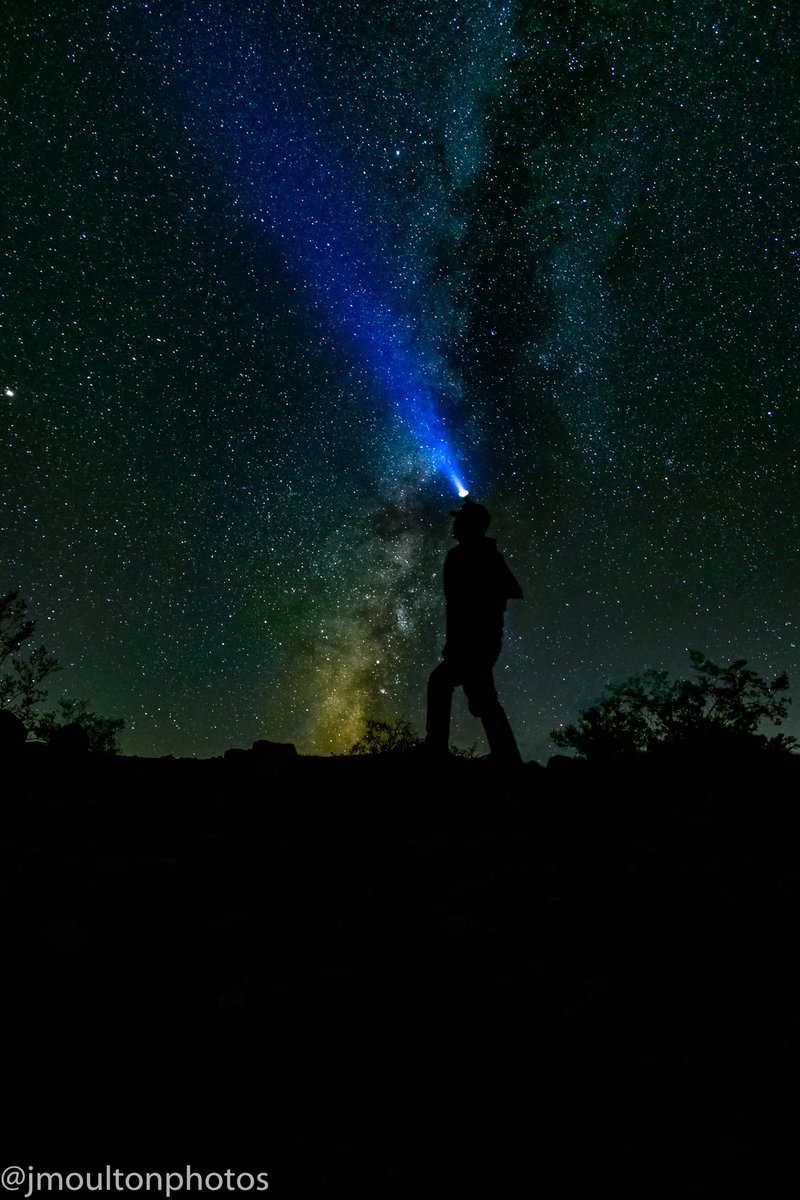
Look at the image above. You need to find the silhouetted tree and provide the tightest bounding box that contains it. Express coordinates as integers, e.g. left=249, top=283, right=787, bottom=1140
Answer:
left=1, top=590, right=124, bottom=751
left=551, top=650, right=796, bottom=760
left=0, top=590, right=60, bottom=726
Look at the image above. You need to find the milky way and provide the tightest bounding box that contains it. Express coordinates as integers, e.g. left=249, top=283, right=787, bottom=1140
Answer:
left=2, top=0, right=798, bottom=760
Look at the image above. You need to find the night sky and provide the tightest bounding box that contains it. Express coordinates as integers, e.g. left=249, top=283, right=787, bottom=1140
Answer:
left=3, top=0, right=798, bottom=762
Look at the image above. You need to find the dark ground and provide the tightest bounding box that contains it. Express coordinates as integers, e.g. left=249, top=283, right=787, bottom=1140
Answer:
left=3, top=744, right=799, bottom=1197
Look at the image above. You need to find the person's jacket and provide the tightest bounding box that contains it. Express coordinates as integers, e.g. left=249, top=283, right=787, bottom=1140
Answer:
left=442, top=536, right=523, bottom=665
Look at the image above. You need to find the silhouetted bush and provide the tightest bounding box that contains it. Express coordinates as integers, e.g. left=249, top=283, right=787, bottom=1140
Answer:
left=347, top=718, right=423, bottom=755
left=347, top=717, right=475, bottom=757
left=551, top=650, right=796, bottom=760
left=35, top=698, right=125, bottom=756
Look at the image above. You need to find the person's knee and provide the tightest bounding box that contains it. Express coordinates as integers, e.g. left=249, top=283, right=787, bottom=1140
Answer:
left=466, top=689, right=499, bottom=718
left=431, top=662, right=458, bottom=687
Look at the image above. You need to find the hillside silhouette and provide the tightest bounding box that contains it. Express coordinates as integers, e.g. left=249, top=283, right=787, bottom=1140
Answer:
left=3, top=734, right=799, bottom=1197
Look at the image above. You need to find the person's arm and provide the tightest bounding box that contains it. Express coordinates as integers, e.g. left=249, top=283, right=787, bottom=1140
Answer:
left=499, top=555, right=524, bottom=601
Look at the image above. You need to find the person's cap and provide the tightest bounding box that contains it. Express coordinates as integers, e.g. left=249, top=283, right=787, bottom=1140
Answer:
left=450, top=497, right=491, bottom=531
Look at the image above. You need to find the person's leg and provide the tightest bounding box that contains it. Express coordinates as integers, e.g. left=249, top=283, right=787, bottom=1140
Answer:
left=464, top=666, right=523, bottom=765
left=425, top=661, right=459, bottom=753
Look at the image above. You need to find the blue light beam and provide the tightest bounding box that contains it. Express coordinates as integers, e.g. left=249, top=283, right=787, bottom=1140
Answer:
left=267, top=166, right=470, bottom=497
left=185, top=29, right=469, bottom=496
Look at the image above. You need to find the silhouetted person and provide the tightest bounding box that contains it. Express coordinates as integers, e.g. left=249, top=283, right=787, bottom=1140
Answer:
left=425, top=498, right=524, bottom=764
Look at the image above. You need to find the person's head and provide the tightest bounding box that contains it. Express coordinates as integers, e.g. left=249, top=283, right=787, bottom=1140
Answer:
left=451, top=497, right=491, bottom=542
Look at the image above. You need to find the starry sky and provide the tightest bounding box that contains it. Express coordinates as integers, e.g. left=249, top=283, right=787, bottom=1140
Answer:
left=3, top=0, right=798, bottom=762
